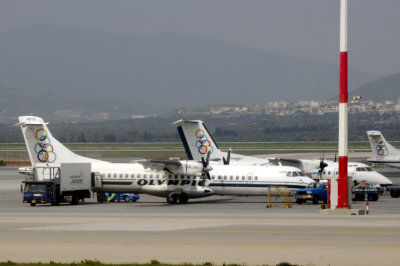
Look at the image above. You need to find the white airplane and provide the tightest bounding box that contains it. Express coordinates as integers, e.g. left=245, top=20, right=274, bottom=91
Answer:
left=367, top=130, right=400, bottom=168
left=18, top=116, right=313, bottom=204
left=174, top=119, right=392, bottom=186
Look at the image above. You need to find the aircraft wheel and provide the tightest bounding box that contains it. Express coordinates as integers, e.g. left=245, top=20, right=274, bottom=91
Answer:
left=167, top=194, right=178, bottom=204
left=179, top=193, right=189, bottom=204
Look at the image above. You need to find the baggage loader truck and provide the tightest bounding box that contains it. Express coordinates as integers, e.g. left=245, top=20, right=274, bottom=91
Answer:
left=23, top=163, right=91, bottom=206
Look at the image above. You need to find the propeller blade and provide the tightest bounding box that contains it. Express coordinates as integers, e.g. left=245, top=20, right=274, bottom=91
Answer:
left=223, top=149, right=231, bottom=165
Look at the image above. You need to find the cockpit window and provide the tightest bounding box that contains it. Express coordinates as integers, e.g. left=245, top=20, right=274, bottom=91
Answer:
left=298, top=172, right=306, bottom=177
left=286, top=172, right=292, bottom=177
left=292, top=172, right=299, bottom=177
left=365, top=167, right=374, bottom=172
left=356, top=167, right=364, bottom=172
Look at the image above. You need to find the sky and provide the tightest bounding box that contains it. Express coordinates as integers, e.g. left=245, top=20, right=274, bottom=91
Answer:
left=0, top=0, right=399, bottom=76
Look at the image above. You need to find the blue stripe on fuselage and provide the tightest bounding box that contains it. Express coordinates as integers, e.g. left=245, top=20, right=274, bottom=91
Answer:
left=208, top=183, right=305, bottom=189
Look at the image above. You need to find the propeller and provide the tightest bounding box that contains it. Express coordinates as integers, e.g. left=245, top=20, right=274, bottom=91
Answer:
left=318, top=155, right=328, bottom=175
left=201, top=151, right=213, bottom=186
left=223, top=148, right=231, bottom=165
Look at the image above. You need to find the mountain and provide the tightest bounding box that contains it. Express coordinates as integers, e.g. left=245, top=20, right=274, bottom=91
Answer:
left=350, top=72, right=400, bottom=102
left=0, top=24, right=378, bottom=111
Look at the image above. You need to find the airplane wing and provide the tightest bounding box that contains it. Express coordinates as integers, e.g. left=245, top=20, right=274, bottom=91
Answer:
left=275, top=158, right=321, bottom=175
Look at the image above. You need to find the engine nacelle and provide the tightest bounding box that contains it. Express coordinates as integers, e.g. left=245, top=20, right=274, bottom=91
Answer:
left=175, top=161, right=204, bottom=176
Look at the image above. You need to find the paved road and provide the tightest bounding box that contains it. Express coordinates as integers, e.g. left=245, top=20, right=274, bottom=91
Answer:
left=1, top=167, right=400, bottom=265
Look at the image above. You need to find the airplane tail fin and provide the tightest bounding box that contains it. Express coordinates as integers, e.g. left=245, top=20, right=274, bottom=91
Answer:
left=367, top=130, right=400, bottom=159
left=18, top=116, right=99, bottom=165
left=173, top=119, right=225, bottom=161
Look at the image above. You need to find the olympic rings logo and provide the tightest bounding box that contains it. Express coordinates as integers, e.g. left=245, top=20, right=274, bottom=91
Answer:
left=374, top=136, right=388, bottom=157
left=195, top=129, right=213, bottom=155
left=34, top=128, right=57, bottom=163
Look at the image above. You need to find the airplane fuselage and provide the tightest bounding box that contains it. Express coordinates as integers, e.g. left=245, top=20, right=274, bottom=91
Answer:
left=92, top=163, right=313, bottom=198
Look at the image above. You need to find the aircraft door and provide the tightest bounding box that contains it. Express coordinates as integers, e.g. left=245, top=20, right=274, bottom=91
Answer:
left=246, top=173, right=253, bottom=184
left=94, top=173, right=103, bottom=188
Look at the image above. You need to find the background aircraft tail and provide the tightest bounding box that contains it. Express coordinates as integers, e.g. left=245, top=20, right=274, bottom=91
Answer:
left=18, top=116, right=102, bottom=165
left=367, top=130, right=400, bottom=159
left=173, top=119, right=225, bottom=161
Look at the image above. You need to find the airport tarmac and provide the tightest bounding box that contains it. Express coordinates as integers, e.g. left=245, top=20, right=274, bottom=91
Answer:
left=1, top=166, right=400, bottom=265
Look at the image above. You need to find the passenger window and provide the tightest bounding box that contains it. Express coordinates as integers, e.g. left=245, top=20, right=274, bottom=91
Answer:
left=131, top=174, right=135, bottom=179
left=236, top=176, right=239, bottom=180
left=137, top=174, right=141, bottom=178
left=218, top=176, right=221, bottom=180
left=108, top=173, right=111, bottom=178
left=224, top=176, right=227, bottom=180
left=125, top=174, right=129, bottom=178
left=150, top=174, right=153, bottom=179
left=168, top=174, right=172, bottom=179
left=119, top=174, right=123, bottom=178
left=212, top=175, right=215, bottom=179
left=255, top=176, right=258, bottom=180
left=143, top=174, right=147, bottom=178
left=242, top=176, right=245, bottom=180
left=156, top=174, right=159, bottom=179
left=113, top=173, right=117, bottom=178
left=175, top=175, right=178, bottom=179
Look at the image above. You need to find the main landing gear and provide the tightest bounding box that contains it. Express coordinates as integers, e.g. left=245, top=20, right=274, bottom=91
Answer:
left=166, top=193, right=189, bottom=204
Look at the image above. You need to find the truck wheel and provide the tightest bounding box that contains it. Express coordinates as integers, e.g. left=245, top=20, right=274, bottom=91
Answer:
left=390, top=190, right=400, bottom=198
left=124, top=196, right=130, bottom=202
left=51, top=197, right=59, bottom=206
left=296, top=199, right=304, bottom=204
left=368, top=194, right=375, bottom=201
left=312, top=196, right=319, bottom=204
left=97, top=192, right=106, bottom=203
left=357, top=194, right=365, bottom=201
left=71, top=194, right=79, bottom=205
left=30, top=202, right=36, bottom=206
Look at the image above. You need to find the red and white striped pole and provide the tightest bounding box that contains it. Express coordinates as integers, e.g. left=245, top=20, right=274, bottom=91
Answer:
left=337, top=0, right=349, bottom=209
left=366, top=201, right=369, bottom=215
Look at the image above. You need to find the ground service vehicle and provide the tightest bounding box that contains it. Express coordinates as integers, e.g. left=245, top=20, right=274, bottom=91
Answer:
left=103, top=193, right=140, bottom=202
left=352, top=183, right=379, bottom=201
left=23, top=163, right=91, bottom=206
left=388, top=185, right=400, bottom=198
left=295, top=182, right=327, bottom=204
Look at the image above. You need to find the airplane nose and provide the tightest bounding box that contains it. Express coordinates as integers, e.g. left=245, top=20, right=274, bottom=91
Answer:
left=375, top=172, right=392, bottom=185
